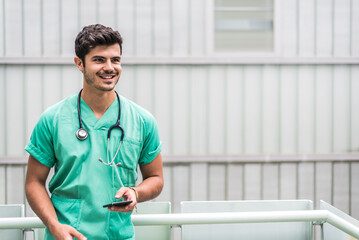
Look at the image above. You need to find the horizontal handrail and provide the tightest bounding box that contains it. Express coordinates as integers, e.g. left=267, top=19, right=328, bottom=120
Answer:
left=1, top=210, right=359, bottom=238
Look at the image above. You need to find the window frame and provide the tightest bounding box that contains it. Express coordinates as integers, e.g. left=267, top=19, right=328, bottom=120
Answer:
left=206, top=0, right=281, bottom=57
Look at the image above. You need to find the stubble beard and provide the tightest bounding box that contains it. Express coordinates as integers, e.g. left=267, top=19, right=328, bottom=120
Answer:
left=83, top=68, right=119, bottom=92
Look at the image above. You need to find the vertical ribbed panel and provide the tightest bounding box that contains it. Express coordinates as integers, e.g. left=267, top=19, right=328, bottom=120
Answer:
left=0, top=64, right=358, bottom=155
left=0, top=0, right=358, bottom=222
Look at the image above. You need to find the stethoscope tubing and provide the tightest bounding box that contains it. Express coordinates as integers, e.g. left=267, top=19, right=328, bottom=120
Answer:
left=76, top=89, right=125, bottom=166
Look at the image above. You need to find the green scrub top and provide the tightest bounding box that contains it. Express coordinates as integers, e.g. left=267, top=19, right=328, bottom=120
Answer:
left=25, top=93, right=162, bottom=240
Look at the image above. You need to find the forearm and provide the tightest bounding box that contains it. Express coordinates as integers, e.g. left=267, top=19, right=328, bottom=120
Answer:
left=135, top=153, right=164, bottom=202
left=25, top=180, right=59, bottom=230
left=133, top=175, right=163, bottom=202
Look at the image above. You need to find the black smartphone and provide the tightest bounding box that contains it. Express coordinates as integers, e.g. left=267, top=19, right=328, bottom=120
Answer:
left=103, top=200, right=133, bottom=208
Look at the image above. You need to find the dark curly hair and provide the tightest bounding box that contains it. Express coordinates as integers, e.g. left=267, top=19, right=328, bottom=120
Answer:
left=75, top=24, right=123, bottom=64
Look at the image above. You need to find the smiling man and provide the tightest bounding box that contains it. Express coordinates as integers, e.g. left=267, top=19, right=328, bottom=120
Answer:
left=25, top=24, right=163, bottom=240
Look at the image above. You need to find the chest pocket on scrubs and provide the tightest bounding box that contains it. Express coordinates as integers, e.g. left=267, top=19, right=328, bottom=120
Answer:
left=113, top=138, right=141, bottom=188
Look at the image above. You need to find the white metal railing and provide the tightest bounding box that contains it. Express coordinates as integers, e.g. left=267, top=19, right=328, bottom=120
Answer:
left=1, top=210, right=359, bottom=239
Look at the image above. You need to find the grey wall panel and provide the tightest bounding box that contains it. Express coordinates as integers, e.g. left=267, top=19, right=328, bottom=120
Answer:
left=281, top=0, right=297, bottom=56
left=315, top=66, right=333, bottom=152
left=98, top=0, right=117, bottom=28
left=0, top=66, right=5, bottom=155
left=333, top=0, right=352, bottom=56
left=135, top=0, right=153, bottom=56
left=279, top=66, right=297, bottom=153
left=43, top=66, right=62, bottom=109
left=23, top=0, right=42, bottom=57
left=1, top=64, right=359, bottom=156
left=351, top=163, right=359, bottom=219
left=24, top=66, right=43, bottom=142
left=43, top=0, right=61, bottom=57
left=172, top=165, right=189, bottom=213
left=208, top=164, right=226, bottom=201
left=171, top=67, right=190, bottom=155
left=1, top=157, right=359, bottom=218
left=134, top=66, right=154, bottom=112
left=333, top=162, right=350, bottom=213
left=244, top=66, right=262, bottom=153
left=0, top=166, right=5, bottom=203
left=225, top=66, right=244, bottom=154
left=3, top=0, right=23, bottom=57
left=189, top=0, right=206, bottom=56
left=279, top=163, right=297, bottom=199
left=227, top=164, right=244, bottom=200
left=298, top=0, right=315, bottom=57
left=297, top=66, right=315, bottom=153
left=354, top=0, right=359, bottom=56
left=190, top=163, right=208, bottom=200
left=243, top=164, right=261, bottom=200
left=172, top=0, right=189, bottom=56
left=208, top=66, right=226, bottom=155
left=315, top=162, right=332, bottom=208
left=5, top=66, right=25, bottom=155
left=62, top=66, right=83, bottom=97
left=153, top=66, right=172, bottom=154
left=262, top=164, right=279, bottom=200
left=1, top=0, right=359, bottom=225
left=61, top=0, right=79, bottom=57
left=155, top=165, right=171, bottom=202
left=352, top=66, right=359, bottom=152
left=79, top=0, right=99, bottom=29
left=116, top=0, right=135, bottom=56
left=0, top=0, right=4, bottom=56
left=316, top=0, right=333, bottom=56
left=262, top=66, right=280, bottom=153
left=333, top=66, right=351, bottom=152
left=298, top=162, right=315, bottom=200
left=0, top=0, right=358, bottom=57
left=154, top=0, right=171, bottom=56
left=6, top=166, right=25, bottom=203
left=189, top=66, right=208, bottom=155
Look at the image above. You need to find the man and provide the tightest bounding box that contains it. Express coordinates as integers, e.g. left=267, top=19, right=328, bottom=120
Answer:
left=25, top=24, right=163, bottom=240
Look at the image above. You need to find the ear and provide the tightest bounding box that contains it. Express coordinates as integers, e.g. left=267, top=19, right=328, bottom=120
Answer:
left=74, top=56, right=84, bottom=72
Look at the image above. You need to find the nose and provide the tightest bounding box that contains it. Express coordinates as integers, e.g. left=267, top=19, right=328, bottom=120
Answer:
left=103, top=60, right=114, bottom=71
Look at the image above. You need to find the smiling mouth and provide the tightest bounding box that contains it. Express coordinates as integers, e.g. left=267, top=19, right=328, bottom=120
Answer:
left=100, top=75, right=115, bottom=79
left=97, top=73, right=118, bottom=80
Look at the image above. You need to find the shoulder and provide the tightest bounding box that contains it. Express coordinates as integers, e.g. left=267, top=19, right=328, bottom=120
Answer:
left=121, top=96, right=157, bottom=124
left=39, top=94, right=77, bottom=125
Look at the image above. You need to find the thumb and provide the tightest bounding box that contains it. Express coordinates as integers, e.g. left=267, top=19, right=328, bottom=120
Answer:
left=69, top=227, right=87, bottom=240
left=115, top=187, right=127, bottom=199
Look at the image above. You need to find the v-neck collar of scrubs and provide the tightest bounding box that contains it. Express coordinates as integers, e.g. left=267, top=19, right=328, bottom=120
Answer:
left=79, top=96, right=120, bottom=130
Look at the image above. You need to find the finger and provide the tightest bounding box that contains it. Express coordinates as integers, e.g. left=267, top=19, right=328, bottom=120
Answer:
left=108, top=206, right=133, bottom=213
left=69, top=227, right=87, bottom=240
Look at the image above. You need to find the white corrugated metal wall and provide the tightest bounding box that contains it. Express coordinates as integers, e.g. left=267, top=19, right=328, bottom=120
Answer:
left=0, top=0, right=359, bottom=220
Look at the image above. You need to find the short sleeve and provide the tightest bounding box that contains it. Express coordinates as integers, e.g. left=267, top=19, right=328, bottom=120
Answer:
left=25, top=111, right=56, bottom=168
left=138, top=115, right=162, bottom=165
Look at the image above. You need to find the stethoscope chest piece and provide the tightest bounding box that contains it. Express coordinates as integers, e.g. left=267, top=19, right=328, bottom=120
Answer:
left=76, top=128, right=88, bottom=141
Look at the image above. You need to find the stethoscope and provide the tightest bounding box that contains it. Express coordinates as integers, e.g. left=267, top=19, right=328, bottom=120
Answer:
left=76, top=89, right=125, bottom=166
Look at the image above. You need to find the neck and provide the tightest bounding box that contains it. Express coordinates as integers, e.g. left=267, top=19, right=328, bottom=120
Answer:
left=81, top=88, right=117, bottom=120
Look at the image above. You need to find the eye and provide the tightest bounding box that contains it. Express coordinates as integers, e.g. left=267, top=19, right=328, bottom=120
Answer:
left=112, top=58, right=121, bottom=63
left=93, top=57, right=105, bottom=63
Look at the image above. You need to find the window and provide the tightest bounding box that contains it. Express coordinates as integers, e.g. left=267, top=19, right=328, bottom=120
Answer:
left=214, top=0, right=274, bottom=53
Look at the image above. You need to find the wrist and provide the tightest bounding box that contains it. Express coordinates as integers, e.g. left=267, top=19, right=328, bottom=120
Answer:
left=129, top=187, right=138, bottom=201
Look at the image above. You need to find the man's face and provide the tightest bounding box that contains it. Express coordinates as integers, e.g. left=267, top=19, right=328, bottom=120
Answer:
left=78, top=44, right=122, bottom=92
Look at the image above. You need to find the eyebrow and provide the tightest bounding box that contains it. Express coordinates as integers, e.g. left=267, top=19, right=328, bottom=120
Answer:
left=91, top=56, right=121, bottom=60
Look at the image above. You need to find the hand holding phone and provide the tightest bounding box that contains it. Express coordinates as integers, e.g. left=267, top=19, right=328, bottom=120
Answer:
left=103, top=200, right=133, bottom=208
